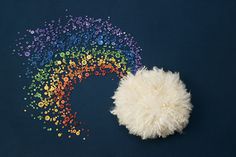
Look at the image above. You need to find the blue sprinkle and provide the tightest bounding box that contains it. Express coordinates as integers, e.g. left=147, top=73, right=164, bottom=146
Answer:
left=98, top=40, right=104, bottom=45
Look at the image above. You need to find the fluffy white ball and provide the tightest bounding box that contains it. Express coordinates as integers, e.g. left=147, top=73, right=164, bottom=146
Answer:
left=111, top=67, right=192, bottom=140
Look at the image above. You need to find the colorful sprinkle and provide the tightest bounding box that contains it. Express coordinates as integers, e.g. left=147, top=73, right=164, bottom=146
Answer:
left=14, top=14, right=142, bottom=139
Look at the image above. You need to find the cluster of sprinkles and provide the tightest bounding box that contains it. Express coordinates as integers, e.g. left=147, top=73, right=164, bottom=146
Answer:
left=14, top=14, right=142, bottom=139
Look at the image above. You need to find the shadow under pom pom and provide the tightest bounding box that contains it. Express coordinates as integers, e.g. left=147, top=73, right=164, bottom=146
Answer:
left=111, top=67, right=192, bottom=140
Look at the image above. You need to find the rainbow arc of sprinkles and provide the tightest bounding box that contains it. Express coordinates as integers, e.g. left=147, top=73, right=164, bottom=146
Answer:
left=14, top=15, right=142, bottom=139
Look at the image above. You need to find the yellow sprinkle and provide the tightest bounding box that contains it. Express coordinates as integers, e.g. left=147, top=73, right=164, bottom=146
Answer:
left=57, top=60, right=62, bottom=65
left=82, top=60, right=87, bottom=65
left=53, top=117, right=57, bottom=121
left=38, top=102, right=44, bottom=108
left=110, top=57, right=115, bottom=62
left=49, top=86, right=55, bottom=91
left=76, top=130, right=81, bottom=136
left=69, top=60, right=74, bottom=64
left=44, top=85, right=49, bottom=90
left=87, top=55, right=92, bottom=60
left=58, top=133, right=62, bottom=137
left=45, top=115, right=50, bottom=121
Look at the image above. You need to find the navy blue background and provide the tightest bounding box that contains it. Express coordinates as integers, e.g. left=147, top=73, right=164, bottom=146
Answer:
left=0, top=0, right=236, bottom=156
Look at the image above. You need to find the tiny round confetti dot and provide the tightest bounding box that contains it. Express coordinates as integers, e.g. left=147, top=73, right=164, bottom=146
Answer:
left=45, top=115, right=50, bottom=121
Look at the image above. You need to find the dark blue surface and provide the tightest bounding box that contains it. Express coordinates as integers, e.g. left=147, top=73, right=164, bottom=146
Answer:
left=0, top=0, right=236, bottom=156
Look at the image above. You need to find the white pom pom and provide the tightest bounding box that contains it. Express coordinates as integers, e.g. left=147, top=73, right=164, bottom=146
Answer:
left=111, top=67, right=192, bottom=140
